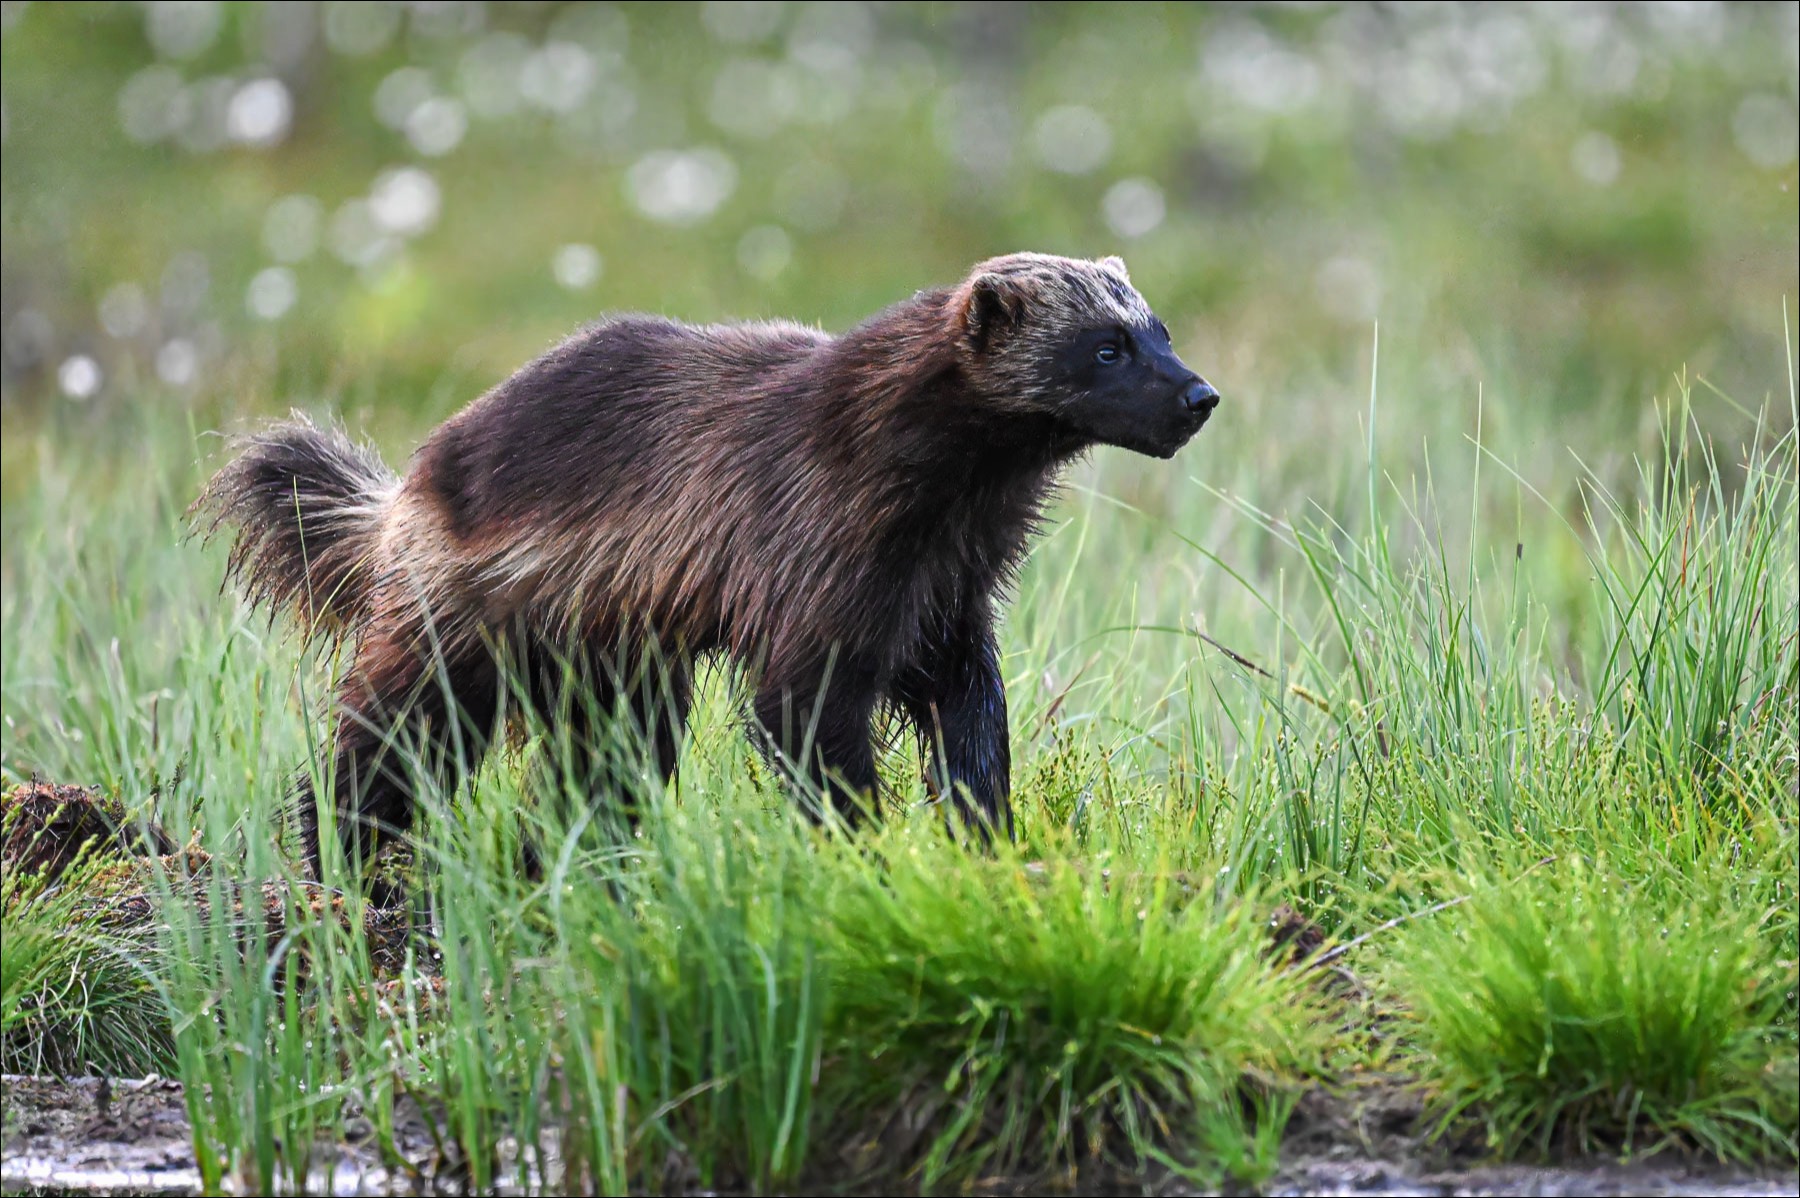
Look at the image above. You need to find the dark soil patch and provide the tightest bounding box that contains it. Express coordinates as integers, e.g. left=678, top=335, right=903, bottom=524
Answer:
left=1, top=781, right=418, bottom=976
left=1266, top=903, right=1327, bottom=964
left=1, top=783, right=175, bottom=881
left=1264, top=1079, right=1798, bottom=1197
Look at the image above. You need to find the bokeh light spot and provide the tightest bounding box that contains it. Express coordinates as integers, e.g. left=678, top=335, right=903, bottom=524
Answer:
left=369, top=167, right=442, bottom=237
left=57, top=354, right=101, bottom=400
left=1571, top=132, right=1622, bottom=186
left=552, top=243, right=603, bottom=291
left=99, top=284, right=150, bottom=339
left=226, top=78, right=293, bottom=148
left=1733, top=94, right=1799, bottom=169
left=323, top=1, right=400, bottom=58
left=246, top=266, right=298, bottom=321
left=625, top=148, right=738, bottom=225
left=406, top=97, right=468, bottom=157
left=155, top=338, right=198, bottom=386
left=1032, top=105, right=1112, bottom=176
left=1102, top=178, right=1166, bottom=239
left=737, top=225, right=793, bottom=281
left=264, top=195, right=324, bottom=263
left=145, top=1, right=221, bottom=61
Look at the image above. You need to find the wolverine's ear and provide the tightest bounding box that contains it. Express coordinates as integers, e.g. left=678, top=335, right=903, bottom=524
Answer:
left=1100, top=255, right=1130, bottom=281
left=960, top=272, right=1026, bottom=352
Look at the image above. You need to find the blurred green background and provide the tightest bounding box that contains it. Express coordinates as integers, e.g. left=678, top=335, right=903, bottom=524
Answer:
left=0, top=0, right=1795, bottom=523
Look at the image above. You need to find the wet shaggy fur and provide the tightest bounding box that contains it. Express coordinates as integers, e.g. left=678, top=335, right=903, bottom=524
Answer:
left=194, top=253, right=1215, bottom=878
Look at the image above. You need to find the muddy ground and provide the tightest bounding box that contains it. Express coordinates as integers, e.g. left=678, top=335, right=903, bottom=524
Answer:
left=4, top=783, right=1797, bottom=1196
left=5, top=1074, right=1796, bottom=1196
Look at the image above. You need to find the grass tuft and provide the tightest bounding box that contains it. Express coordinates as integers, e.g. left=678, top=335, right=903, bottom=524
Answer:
left=825, top=833, right=1322, bottom=1188
left=1, top=857, right=171, bottom=1077
left=1395, top=857, right=1800, bottom=1163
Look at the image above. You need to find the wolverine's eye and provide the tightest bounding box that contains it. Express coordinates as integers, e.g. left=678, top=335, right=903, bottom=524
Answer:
left=1094, top=342, right=1122, bottom=365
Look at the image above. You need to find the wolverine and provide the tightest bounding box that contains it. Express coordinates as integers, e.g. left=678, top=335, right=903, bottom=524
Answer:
left=194, top=252, right=1221, bottom=879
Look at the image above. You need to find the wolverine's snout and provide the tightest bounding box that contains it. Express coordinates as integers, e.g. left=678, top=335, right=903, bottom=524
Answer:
left=1183, top=379, right=1220, bottom=415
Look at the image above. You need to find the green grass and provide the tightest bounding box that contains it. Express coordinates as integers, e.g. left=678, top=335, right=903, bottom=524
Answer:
left=2, top=348, right=1792, bottom=1190
left=1395, top=857, right=1798, bottom=1164
left=1, top=856, right=171, bottom=1077
left=824, top=842, right=1320, bottom=1188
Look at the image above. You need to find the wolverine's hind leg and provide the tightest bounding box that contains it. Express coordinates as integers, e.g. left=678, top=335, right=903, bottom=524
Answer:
left=296, top=622, right=501, bottom=887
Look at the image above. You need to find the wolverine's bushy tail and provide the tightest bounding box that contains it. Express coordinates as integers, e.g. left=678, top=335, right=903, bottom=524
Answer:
left=191, top=416, right=398, bottom=641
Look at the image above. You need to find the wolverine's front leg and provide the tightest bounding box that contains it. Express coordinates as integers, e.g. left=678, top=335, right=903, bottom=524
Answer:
left=752, top=657, right=880, bottom=825
left=892, top=606, right=1013, bottom=839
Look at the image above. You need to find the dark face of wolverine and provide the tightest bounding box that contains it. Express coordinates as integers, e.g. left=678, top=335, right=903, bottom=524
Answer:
left=958, top=253, right=1221, bottom=460
left=1048, top=312, right=1219, bottom=459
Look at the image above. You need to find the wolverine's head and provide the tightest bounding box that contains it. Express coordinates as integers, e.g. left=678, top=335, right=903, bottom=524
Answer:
left=951, top=252, right=1219, bottom=459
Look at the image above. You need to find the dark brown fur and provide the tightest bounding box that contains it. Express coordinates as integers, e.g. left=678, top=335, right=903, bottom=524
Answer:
left=193, top=253, right=1216, bottom=878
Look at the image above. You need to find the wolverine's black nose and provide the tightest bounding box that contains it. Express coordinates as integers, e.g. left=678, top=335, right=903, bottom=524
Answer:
left=1183, top=380, right=1221, bottom=414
